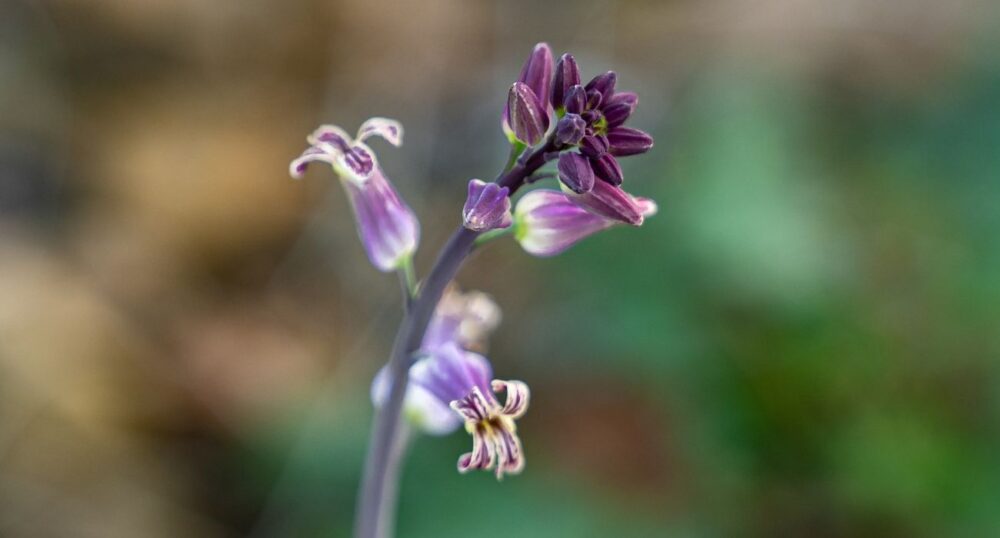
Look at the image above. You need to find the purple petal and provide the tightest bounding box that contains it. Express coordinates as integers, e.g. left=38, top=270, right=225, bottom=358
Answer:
left=569, top=180, right=645, bottom=226
left=579, top=135, right=609, bottom=158
left=604, top=91, right=638, bottom=110
left=607, top=127, right=654, bottom=157
left=554, top=113, right=586, bottom=147
left=463, top=179, right=513, bottom=232
left=602, top=102, right=633, bottom=129
left=450, top=386, right=495, bottom=423
left=309, top=124, right=352, bottom=152
left=411, top=344, right=494, bottom=406
left=493, top=426, right=524, bottom=479
left=336, top=143, right=376, bottom=181
left=289, top=146, right=336, bottom=179
left=517, top=43, right=553, bottom=113
left=564, top=85, right=587, bottom=115
left=514, top=189, right=617, bottom=257
left=457, top=427, right=494, bottom=473
left=492, top=380, right=530, bottom=419
left=585, top=71, right=617, bottom=98
left=506, top=82, right=549, bottom=146
left=356, top=117, right=404, bottom=147
left=343, top=167, right=419, bottom=271
left=550, top=53, right=581, bottom=110
left=557, top=152, right=595, bottom=194
left=590, top=154, right=624, bottom=186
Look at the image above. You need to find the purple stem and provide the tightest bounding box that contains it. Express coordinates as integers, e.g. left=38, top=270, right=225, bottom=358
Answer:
left=354, top=138, right=556, bottom=538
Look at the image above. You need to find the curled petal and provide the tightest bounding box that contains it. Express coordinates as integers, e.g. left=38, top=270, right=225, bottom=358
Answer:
left=493, top=379, right=530, bottom=419
left=493, top=427, right=525, bottom=479
left=450, top=386, right=495, bottom=423
left=289, top=146, right=336, bottom=179
left=457, top=428, right=494, bottom=473
left=356, top=117, right=404, bottom=146
left=308, top=124, right=353, bottom=151
left=462, top=179, right=512, bottom=232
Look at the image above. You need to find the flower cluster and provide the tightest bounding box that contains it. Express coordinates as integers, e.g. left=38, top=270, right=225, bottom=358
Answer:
left=290, top=42, right=659, bottom=483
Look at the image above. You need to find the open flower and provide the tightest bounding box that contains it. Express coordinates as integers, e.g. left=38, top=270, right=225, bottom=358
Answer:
left=290, top=118, right=419, bottom=272
left=371, top=344, right=529, bottom=479
left=513, top=188, right=658, bottom=257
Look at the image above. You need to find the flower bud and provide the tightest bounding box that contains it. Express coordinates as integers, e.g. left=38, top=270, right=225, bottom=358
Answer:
left=517, top=43, right=553, bottom=111
left=557, top=152, right=595, bottom=194
left=554, top=113, right=586, bottom=147
left=462, top=179, right=512, bottom=232
left=604, top=91, right=638, bottom=110
left=579, top=134, right=609, bottom=158
left=514, top=190, right=616, bottom=257
left=506, top=82, right=548, bottom=146
left=602, top=102, right=633, bottom=129
left=550, top=53, right=581, bottom=110
left=568, top=179, right=644, bottom=225
left=590, top=153, right=624, bottom=186
left=585, top=71, right=617, bottom=98
left=564, top=85, right=587, bottom=115
left=607, top=127, right=654, bottom=157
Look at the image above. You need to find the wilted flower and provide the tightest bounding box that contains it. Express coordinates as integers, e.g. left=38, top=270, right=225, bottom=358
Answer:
left=290, top=118, right=419, bottom=272
left=513, top=188, right=658, bottom=257
left=462, top=179, right=512, bottom=232
left=422, top=285, right=502, bottom=353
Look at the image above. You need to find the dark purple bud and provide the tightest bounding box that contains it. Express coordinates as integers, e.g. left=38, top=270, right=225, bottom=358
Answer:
left=564, top=85, right=586, bottom=115
left=550, top=53, right=581, bottom=110
left=554, top=113, right=586, bottom=146
left=557, top=152, right=595, bottom=194
left=602, top=103, right=633, bottom=129
left=607, top=127, right=654, bottom=157
left=517, top=43, right=554, bottom=112
left=585, top=71, right=617, bottom=98
left=581, top=109, right=601, bottom=124
left=506, top=82, right=548, bottom=146
left=604, top=91, right=638, bottom=110
left=586, top=90, right=603, bottom=110
left=463, top=179, right=512, bottom=232
left=578, top=135, right=609, bottom=158
left=590, top=154, right=623, bottom=186
left=570, top=179, right=644, bottom=226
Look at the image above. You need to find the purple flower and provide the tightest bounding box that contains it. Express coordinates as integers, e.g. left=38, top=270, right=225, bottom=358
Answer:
left=547, top=56, right=654, bottom=193
left=290, top=118, right=419, bottom=272
left=371, top=343, right=530, bottom=479
left=502, top=43, right=554, bottom=145
left=463, top=179, right=512, bottom=232
left=422, top=285, right=501, bottom=353
left=513, top=189, right=658, bottom=257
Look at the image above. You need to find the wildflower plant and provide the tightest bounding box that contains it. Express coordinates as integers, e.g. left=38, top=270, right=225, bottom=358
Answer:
left=290, top=42, right=656, bottom=538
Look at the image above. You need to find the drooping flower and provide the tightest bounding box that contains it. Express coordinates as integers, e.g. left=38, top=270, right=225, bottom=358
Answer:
left=371, top=343, right=529, bottom=479
left=290, top=118, right=419, bottom=272
left=502, top=43, right=553, bottom=145
left=513, top=188, right=658, bottom=257
left=422, top=285, right=502, bottom=353
left=462, top=179, right=512, bottom=232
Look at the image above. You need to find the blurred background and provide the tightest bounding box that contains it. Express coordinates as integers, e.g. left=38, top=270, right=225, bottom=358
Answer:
left=2, top=0, right=1000, bottom=536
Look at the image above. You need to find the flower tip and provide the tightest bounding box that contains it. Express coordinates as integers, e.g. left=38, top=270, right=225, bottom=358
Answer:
left=507, top=82, right=548, bottom=146
left=463, top=179, right=513, bottom=232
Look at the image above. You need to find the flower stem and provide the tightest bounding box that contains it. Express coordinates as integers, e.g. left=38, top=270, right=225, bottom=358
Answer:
left=353, top=137, right=557, bottom=538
